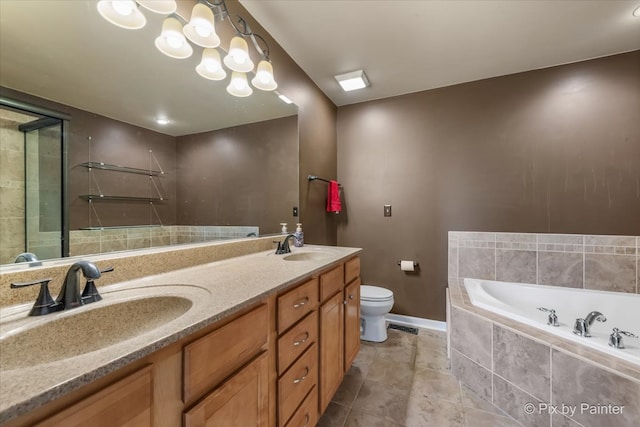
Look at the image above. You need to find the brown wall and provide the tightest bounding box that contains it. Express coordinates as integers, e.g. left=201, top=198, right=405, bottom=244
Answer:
left=225, top=1, right=339, bottom=245
left=176, top=115, right=298, bottom=234
left=337, top=51, right=640, bottom=321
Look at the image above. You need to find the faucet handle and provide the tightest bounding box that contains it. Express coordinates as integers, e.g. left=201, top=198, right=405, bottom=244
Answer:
left=609, top=328, right=638, bottom=349
left=537, top=307, right=559, bottom=327
left=82, top=266, right=113, bottom=303
left=10, top=278, right=61, bottom=316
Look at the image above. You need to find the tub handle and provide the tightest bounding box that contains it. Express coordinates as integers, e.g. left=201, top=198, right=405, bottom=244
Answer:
left=537, top=307, right=559, bottom=327
left=609, top=328, right=638, bottom=349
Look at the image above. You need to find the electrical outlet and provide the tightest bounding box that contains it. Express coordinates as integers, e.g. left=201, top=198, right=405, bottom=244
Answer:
left=384, top=205, right=392, bottom=217
left=293, top=206, right=298, bottom=217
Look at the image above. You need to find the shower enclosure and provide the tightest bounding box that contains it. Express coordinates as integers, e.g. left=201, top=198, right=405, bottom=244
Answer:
left=0, top=97, right=69, bottom=264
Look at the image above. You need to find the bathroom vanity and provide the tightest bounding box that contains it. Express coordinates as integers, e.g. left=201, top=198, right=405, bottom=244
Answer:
left=0, top=242, right=361, bottom=427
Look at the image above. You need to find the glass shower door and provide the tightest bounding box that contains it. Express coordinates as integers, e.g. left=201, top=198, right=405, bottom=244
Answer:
left=22, top=117, right=63, bottom=260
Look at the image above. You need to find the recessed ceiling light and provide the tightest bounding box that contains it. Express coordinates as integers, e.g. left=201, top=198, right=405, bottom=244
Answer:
left=334, top=70, right=370, bottom=92
left=156, top=118, right=170, bottom=125
left=633, top=5, right=640, bottom=17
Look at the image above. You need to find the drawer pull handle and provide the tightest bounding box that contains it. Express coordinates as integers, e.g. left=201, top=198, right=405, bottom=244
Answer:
left=303, top=413, right=310, bottom=426
left=349, top=294, right=354, bottom=300
left=293, top=332, right=310, bottom=346
left=292, top=366, right=310, bottom=384
left=293, top=297, right=309, bottom=309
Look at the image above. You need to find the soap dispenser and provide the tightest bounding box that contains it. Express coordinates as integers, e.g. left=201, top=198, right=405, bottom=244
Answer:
left=294, top=223, right=304, bottom=247
left=280, top=223, right=288, bottom=234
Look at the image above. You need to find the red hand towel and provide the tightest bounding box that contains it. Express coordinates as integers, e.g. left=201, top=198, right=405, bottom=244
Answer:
left=327, top=180, right=341, bottom=213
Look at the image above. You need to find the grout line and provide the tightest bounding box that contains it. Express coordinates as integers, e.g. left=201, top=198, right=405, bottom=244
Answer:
left=536, top=234, right=540, bottom=285
left=549, top=346, right=553, bottom=427
left=582, top=235, right=585, bottom=290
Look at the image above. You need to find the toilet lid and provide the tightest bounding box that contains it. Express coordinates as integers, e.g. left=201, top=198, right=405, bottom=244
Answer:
left=361, top=285, right=393, bottom=301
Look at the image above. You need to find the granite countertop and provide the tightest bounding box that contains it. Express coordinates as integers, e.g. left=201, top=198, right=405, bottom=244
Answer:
left=0, top=245, right=362, bottom=423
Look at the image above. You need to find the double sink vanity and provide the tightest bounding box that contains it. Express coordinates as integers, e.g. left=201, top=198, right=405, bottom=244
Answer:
left=0, top=239, right=362, bottom=426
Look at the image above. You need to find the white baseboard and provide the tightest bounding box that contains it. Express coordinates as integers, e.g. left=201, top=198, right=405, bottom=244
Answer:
left=386, top=313, right=447, bottom=332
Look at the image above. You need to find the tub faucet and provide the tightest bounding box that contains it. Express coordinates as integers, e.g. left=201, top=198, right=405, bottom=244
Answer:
left=537, top=307, right=559, bottom=327
left=573, top=311, right=606, bottom=337
left=608, top=328, right=638, bottom=349
left=57, top=260, right=103, bottom=310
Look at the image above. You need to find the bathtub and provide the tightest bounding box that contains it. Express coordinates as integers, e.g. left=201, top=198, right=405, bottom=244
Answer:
left=464, top=278, right=640, bottom=366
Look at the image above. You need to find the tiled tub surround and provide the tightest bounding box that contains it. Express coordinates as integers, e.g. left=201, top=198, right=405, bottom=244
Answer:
left=448, top=232, right=640, bottom=427
left=464, top=279, right=640, bottom=365
left=0, top=242, right=361, bottom=423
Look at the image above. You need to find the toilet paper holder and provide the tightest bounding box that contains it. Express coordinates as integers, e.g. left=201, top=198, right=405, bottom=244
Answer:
left=397, top=261, right=419, bottom=268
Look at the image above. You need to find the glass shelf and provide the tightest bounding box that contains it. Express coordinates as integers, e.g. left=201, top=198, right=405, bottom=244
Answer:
left=80, top=195, right=167, bottom=202
left=78, top=162, right=165, bottom=176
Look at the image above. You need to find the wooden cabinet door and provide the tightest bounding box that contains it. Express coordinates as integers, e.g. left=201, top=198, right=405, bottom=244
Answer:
left=184, top=352, right=269, bottom=427
left=344, top=277, right=361, bottom=372
left=36, top=366, right=153, bottom=427
left=318, top=291, right=344, bottom=413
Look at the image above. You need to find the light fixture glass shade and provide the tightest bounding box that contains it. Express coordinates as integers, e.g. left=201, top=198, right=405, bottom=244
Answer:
left=183, top=3, right=220, bottom=48
left=196, top=49, right=227, bottom=81
left=251, top=60, right=277, bottom=91
left=223, top=36, right=254, bottom=72
left=226, top=72, right=253, bottom=97
left=136, top=0, right=176, bottom=14
left=154, top=17, right=193, bottom=59
left=97, top=0, right=146, bottom=30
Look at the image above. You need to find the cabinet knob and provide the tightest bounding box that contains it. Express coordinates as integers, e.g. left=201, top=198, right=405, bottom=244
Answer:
left=303, top=413, right=310, bottom=427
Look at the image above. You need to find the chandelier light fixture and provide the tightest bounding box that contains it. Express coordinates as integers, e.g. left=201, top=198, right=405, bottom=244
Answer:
left=96, top=0, right=278, bottom=98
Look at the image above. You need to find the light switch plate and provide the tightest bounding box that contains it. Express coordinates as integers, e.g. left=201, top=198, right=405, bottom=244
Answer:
left=384, top=205, right=392, bottom=217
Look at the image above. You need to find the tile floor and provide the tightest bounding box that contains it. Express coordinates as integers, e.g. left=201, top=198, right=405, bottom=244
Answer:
left=317, top=328, right=522, bottom=427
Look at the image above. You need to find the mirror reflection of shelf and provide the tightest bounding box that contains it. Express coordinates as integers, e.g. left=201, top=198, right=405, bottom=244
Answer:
left=82, top=138, right=167, bottom=228
left=78, top=162, right=166, bottom=176
left=79, top=195, right=167, bottom=202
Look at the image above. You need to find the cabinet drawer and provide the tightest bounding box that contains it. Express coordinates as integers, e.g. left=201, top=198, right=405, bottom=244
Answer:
left=320, top=264, right=344, bottom=302
left=278, top=278, right=318, bottom=334
left=278, top=311, right=318, bottom=374
left=344, top=257, right=360, bottom=284
left=283, top=386, right=318, bottom=427
left=278, top=343, right=318, bottom=427
left=184, top=352, right=269, bottom=427
left=183, top=304, right=268, bottom=404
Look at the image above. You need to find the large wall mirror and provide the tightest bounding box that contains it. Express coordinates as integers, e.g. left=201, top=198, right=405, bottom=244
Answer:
left=0, top=0, right=298, bottom=268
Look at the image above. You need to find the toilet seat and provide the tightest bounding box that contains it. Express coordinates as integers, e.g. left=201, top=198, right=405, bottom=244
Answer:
left=361, top=285, right=393, bottom=302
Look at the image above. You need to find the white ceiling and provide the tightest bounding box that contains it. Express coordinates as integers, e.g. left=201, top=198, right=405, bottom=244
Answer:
left=0, top=1, right=296, bottom=136
left=240, top=0, right=640, bottom=106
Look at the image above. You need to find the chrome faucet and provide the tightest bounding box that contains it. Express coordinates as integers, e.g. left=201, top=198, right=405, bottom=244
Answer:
left=573, top=311, right=606, bottom=337
left=275, top=234, right=297, bottom=255
left=537, top=307, right=559, bottom=327
left=57, top=261, right=106, bottom=310
left=608, top=328, right=638, bottom=349
left=14, top=252, right=39, bottom=263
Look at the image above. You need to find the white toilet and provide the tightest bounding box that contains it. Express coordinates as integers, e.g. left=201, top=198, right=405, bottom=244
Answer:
left=360, top=285, right=394, bottom=342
